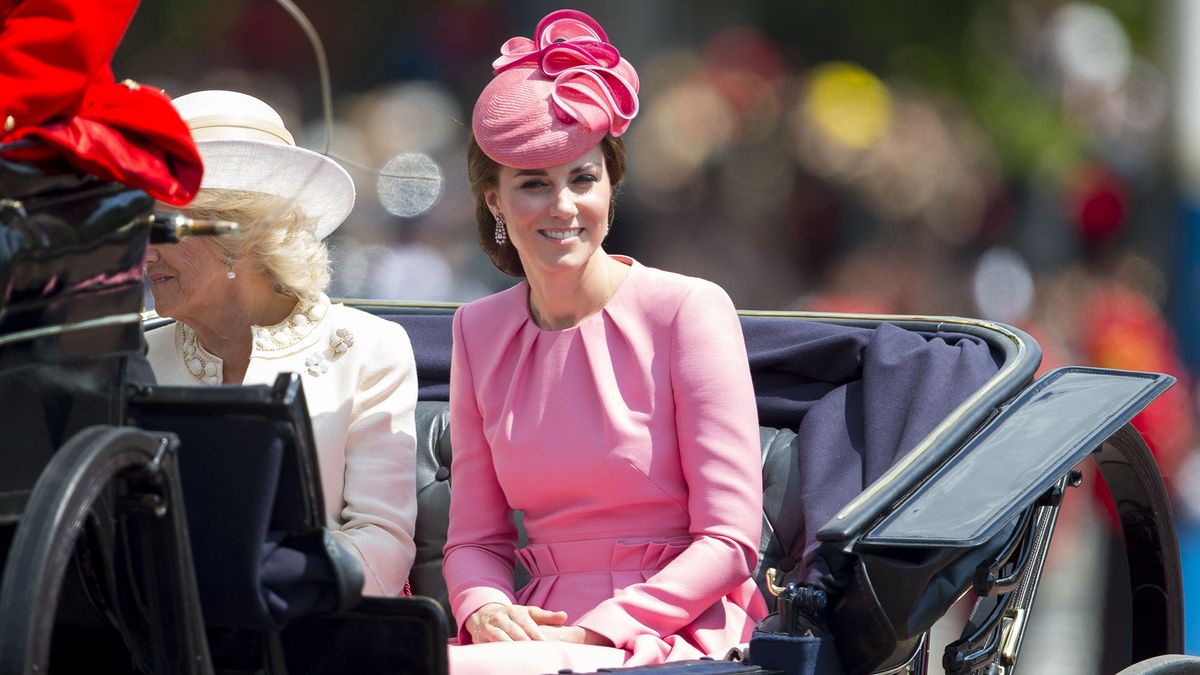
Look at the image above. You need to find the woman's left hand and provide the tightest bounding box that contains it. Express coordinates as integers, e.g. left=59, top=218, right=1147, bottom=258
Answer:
left=537, top=625, right=614, bottom=646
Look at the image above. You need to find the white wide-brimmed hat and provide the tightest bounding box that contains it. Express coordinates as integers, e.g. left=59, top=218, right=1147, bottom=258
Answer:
left=171, top=90, right=354, bottom=239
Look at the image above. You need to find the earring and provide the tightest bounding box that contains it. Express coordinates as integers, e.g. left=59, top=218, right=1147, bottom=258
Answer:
left=493, top=212, right=507, bottom=245
left=224, top=253, right=237, bottom=280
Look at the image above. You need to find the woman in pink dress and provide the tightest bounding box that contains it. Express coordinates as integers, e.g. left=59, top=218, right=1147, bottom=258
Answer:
left=443, top=9, right=768, bottom=673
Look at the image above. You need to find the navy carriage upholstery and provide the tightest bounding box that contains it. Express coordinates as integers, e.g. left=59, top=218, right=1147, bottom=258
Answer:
left=379, top=308, right=1005, bottom=618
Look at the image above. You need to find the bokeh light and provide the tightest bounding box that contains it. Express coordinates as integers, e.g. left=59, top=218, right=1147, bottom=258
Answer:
left=1050, top=2, right=1131, bottom=89
left=631, top=74, right=736, bottom=195
left=804, top=62, right=891, bottom=150
left=972, top=246, right=1034, bottom=323
left=377, top=153, right=443, bottom=218
left=354, top=81, right=462, bottom=159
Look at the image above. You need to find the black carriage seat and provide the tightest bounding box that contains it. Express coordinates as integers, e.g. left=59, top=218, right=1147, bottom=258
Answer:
left=127, top=372, right=448, bottom=675
left=378, top=305, right=1182, bottom=675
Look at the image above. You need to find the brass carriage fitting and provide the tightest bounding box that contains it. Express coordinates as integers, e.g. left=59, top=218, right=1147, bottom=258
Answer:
left=999, top=607, right=1026, bottom=667
left=766, top=567, right=786, bottom=596
left=0, top=198, right=25, bottom=218
left=146, top=212, right=239, bottom=243
left=764, top=567, right=828, bottom=635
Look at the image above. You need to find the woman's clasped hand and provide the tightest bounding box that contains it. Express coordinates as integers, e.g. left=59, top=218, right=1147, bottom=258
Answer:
left=465, top=603, right=612, bottom=645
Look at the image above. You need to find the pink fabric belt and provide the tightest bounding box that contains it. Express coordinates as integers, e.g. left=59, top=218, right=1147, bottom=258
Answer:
left=516, top=534, right=692, bottom=577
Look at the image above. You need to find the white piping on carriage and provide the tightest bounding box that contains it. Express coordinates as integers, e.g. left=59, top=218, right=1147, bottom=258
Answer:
left=330, top=299, right=460, bottom=310
left=0, top=312, right=143, bottom=347
left=329, top=301, right=1032, bottom=526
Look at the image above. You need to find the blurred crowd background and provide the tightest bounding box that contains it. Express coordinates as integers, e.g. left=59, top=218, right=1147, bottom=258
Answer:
left=114, top=0, right=1199, bottom=670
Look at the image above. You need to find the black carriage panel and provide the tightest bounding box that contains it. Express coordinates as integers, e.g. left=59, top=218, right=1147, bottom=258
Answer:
left=127, top=372, right=363, bottom=631
left=117, top=356, right=451, bottom=672
left=0, top=165, right=155, bottom=525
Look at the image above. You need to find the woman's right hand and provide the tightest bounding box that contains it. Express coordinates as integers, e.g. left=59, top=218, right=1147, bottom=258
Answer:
left=465, top=603, right=568, bottom=643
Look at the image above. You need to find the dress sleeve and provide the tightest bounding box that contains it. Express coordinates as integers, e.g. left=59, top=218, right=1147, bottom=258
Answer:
left=575, top=281, right=764, bottom=648
left=442, top=306, right=520, bottom=641
left=331, top=320, right=418, bottom=596
left=0, top=0, right=139, bottom=130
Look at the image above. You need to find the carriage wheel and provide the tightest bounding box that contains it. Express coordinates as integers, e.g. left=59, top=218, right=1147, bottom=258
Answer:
left=1093, top=424, right=1186, bottom=665
left=0, top=425, right=212, bottom=675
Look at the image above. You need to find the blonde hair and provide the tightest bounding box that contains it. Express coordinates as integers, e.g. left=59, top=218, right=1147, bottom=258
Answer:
left=183, top=189, right=331, bottom=297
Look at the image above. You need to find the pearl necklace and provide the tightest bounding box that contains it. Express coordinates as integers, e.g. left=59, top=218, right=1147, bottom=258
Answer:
left=250, top=294, right=329, bottom=353
left=179, top=326, right=220, bottom=384
left=175, top=294, right=334, bottom=385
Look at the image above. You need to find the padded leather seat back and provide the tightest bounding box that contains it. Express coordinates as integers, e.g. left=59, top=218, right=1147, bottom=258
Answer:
left=756, top=427, right=804, bottom=596
left=410, top=402, right=453, bottom=610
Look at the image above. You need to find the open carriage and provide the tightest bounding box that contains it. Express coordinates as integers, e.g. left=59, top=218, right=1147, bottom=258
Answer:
left=0, top=161, right=1193, bottom=675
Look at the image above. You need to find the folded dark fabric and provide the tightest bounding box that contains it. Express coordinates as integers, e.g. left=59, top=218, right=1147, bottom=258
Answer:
left=387, top=313, right=452, bottom=402
left=737, top=319, right=1000, bottom=590
left=260, top=531, right=342, bottom=626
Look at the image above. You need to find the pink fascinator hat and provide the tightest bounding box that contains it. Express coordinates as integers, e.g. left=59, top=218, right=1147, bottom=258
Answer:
left=472, top=9, right=640, bottom=169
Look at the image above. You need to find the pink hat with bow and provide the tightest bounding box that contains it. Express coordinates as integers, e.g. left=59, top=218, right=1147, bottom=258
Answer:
left=472, top=9, right=639, bottom=169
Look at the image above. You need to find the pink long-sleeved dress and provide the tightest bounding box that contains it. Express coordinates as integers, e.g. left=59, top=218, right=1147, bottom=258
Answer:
left=443, top=257, right=768, bottom=673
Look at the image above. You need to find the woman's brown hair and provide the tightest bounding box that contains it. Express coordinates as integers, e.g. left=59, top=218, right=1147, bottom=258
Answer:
left=467, top=134, right=626, bottom=277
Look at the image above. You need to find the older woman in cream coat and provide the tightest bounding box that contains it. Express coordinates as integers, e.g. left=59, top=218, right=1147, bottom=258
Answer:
left=143, top=90, right=416, bottom=596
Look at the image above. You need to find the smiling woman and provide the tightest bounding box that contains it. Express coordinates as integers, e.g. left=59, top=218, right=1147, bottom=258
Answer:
left=143, top=229, right=228, bottom=320
left=483, top=145, right=624, bottom=330
left=467, top=133, right=626, bottom=279
left=443, top=9, right=767, bottom=674
left=142, top=89, right=419, bottom=601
